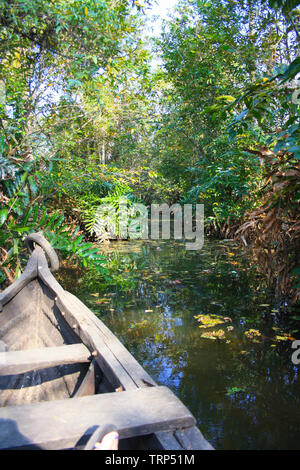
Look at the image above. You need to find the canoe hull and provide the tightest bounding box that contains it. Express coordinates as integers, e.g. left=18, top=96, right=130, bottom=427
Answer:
left=0, top=276, right=89, bottom=407
left=0, top=242, right=213, bottom=450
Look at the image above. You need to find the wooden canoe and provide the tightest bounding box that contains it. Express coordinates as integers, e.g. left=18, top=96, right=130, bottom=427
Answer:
left=0, top=233, right=213, bottom=450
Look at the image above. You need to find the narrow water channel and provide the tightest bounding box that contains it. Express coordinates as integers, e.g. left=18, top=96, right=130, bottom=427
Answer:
left=58, top=238, right=300, bottom=450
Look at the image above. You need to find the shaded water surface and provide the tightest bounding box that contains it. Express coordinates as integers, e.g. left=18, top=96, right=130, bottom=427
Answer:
left=59, top=239, right=300, bottom=450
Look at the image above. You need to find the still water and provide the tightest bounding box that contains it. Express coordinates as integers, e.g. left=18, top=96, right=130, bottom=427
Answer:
left=58, top=238, right=300, bottom=450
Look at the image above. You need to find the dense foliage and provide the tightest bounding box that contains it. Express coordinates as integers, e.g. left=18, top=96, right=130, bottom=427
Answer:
left=0, top=0, right=151, bottom=281
left=154, top=0, right=299, bottom=299
left=0, top=0, right=299, bottom=301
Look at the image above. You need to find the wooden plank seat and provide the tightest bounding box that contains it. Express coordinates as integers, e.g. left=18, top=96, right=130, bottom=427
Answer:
left=0, top=385, right=196, bottom=450
left=0, top=344, right=91, bottom=376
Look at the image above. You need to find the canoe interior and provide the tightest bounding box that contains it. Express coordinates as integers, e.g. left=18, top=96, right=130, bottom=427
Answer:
left=0, top=278, right=99, bottom=407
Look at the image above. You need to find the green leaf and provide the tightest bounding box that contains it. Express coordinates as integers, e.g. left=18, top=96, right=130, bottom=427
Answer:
left=9, top=225, right=31, bottom=232
left=216, top=95, right=236, bottom=103
left=226, top=386, right=246, bottom=396
left=0, top=208, right=8, bottom=227
left=279, top=56, right=300, bottom=83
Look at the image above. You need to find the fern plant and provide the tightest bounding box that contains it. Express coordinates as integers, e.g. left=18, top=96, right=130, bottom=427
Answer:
left=0, top=164, right=107, bottom=286
left=82, top=191, right=142, bottom=242
left=0, top=157, right=19, bottom=181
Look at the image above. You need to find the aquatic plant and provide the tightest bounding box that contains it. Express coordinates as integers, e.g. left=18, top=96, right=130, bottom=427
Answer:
left=200, top=329, right=225, bottom=341
left=194, top=314, right=226, bottom=329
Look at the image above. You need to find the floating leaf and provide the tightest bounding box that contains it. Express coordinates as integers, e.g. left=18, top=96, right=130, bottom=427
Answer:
left=200, top=329, right=225, bottom=340
left=244, top=329, right=261, bottom=340
left=194, top=314, right=226, bottom=328
left=275, top=335, right=289, bottom=342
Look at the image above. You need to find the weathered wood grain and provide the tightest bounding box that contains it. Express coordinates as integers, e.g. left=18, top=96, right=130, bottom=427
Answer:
left=0, top=386, right=195, bottom=450
left=62, top=291, right=157, bottom=388
left=174, top=427, right=214, bottom=450
left=72, top=359, right=96, bottom=397
left=55, top=294, right=138, bottom=391
left=0, top=344, right=91, bottom=376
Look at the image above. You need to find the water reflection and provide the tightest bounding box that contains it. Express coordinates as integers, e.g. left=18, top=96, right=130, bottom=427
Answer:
left=58, top=239, right=300, bottom=450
